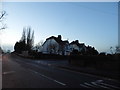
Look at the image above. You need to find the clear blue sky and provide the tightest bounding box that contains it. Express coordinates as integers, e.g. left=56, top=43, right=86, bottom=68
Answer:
left=1, top=2, right=118, bottom=53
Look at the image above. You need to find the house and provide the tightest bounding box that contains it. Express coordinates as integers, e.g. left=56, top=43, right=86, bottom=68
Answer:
left=69, top=40, right=86, bottom=54
left=37, top=35, right=87, bottom=55
left=41, top=35, right=70, bottom=55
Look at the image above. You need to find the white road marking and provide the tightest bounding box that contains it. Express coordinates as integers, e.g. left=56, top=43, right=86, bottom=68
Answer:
left=84, top=82, right=99, bottom=88
left=95, top=80, right=103, bottom=83
left=54, top=80, right=66, bottom=86
left=28, top=69, right=66, bottom=86
left=100, top=82, right=120, bottom=89
left=2, top=71, right=15, bottom=75
left=80, top=84, right=91, bottom=88
left=91, top=82, right=114, bottom=90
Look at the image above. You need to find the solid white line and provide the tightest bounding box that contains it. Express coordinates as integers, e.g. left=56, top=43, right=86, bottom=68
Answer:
left=80, top=84, right=91, bottom=88
left=28, top=69, right=66, bottom=86
left=100, top=82, right=120, bottom=89
left=91, top=82, right=114, bottom=90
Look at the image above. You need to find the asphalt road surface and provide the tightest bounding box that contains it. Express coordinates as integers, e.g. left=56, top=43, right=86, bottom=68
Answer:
left=2, top=53, right=120, bottom=88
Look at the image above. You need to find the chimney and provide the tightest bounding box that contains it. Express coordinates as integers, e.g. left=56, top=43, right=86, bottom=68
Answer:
left=58, top=35, right=62, bottom=40
left=75, top=40, right=79, bottom=43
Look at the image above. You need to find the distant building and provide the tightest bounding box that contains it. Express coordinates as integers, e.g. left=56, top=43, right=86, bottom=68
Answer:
left=41, top=35, right=70, bottom=55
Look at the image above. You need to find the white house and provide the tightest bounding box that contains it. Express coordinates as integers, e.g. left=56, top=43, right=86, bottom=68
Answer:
left=69, top=40, right=86, bottom=54
left=41, top=35, right=70, bottom=55
left=34, top=35, right=87, bottom=55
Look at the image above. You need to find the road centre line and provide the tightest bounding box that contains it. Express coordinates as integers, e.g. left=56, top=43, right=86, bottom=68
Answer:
left=28, top=69, right=66, bottom=86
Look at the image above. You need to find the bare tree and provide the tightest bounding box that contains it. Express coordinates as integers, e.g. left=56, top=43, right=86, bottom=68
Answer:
left=20, top=28, right=26, bottom=43
left=26, top=27, right=34, bottom=51
left=110, top=46, right=113, bottom=54
left=34, top=40, right=44, bottom=52
left=15, top=27, right=34, bottom=52
left=0, top=11, right=7, bottom=53
left=0, top=11, right=7, bottom=30
left=115, top=46, right=120, bottom=54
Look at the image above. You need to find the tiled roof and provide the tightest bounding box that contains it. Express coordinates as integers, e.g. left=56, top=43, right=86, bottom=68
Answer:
left=46, top=36, right=69, bottom=45
left=70, top=40, right=85, bottom=47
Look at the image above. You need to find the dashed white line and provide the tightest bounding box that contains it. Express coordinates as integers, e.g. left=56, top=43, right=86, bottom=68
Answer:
left=28, top=69, right=66, bottom=86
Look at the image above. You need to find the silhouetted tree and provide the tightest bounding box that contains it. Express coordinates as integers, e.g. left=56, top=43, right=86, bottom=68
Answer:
left=19, top=28, right=26, bottom=51
left=26, top=27, right=34, bottom=51
left=14, top=27, right=34, bottom=53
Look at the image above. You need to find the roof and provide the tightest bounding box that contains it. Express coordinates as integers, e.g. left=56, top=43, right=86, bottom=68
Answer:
left=43, top=35, right=69, bottom=46
left=46, top=36, right=62, bottom=44
left=70, top=40, right=85, bottom=47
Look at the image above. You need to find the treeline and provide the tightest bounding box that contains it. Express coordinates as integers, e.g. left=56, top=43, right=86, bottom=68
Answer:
left=14, top=27, right=34, bottom=54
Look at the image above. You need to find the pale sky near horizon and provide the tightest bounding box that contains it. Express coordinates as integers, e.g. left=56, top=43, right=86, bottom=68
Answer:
left=0, top=2, right=118, bottom=53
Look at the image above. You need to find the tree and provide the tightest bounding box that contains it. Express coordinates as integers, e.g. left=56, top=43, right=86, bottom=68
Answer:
left=26, top=27, right=34, bottom=51
left=110, top=46, right=114, bottom=54
left=0, top=11, right=7, bottom=30
left=34, top=40, right=43, bottom=52
left=115, top=46, right=120, bottom=54
left=20, top=28, right=26, bottom=51
left=14, top=27, right=34, bottom=53
left=0, top=11, right=7, bottom=54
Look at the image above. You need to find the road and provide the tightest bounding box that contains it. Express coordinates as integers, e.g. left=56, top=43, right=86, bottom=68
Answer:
left=2, top=53, right=120, bottom=88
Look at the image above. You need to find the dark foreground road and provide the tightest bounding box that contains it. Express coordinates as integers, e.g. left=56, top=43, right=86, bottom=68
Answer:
left=2, top=54, right=120, bottom=88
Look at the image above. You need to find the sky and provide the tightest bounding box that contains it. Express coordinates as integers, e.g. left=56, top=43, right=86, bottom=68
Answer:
left=0, top=2, right=118, bottom=53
